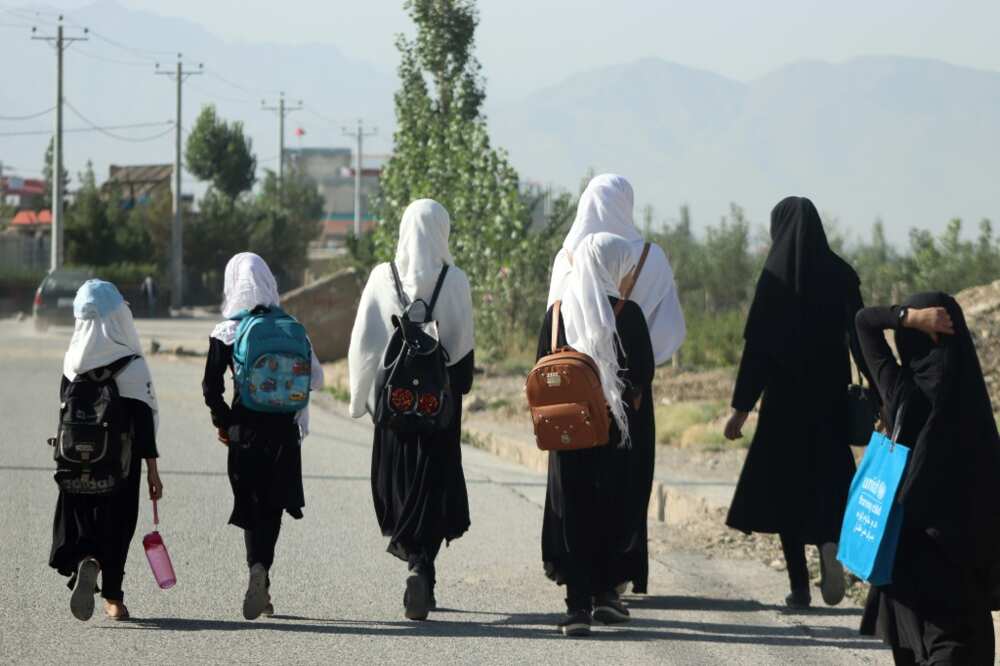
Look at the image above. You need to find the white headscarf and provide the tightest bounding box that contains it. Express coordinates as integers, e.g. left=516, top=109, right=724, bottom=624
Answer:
left=561, top=233, right=637, bottom=446
left=210, top=252, right=324, bottom=438
left=212, top=252, right=282, bottom=345
left=348, top=199, right=475, bottom=419
left=63, top=280, right=159, bottom=432
left=548, top=174, right=686, bottom=365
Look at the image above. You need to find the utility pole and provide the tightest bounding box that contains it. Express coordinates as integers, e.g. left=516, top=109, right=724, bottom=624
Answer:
left=342, top=119, right=377, bottom=237
left=156, top=54, right=202, bottom=309
left=33, top=16, right=87, bottom=272
left=262, top=93, right=302, bottom=188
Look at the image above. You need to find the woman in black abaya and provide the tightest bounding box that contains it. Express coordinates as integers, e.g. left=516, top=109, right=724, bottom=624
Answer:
left=855, top=293, right=1000, bottom=665
left=348, top=199, right=475, bottom=622
left=723, top=196, right=872, bottom=608
left=539, top=232, right=656, bottom=637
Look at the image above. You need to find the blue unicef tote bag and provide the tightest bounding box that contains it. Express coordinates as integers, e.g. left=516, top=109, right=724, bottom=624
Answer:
left=837, top=408, right=911, bottom=586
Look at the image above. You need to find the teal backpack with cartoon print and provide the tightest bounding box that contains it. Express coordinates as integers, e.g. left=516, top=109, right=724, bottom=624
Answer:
left=231, top=306, right=312, bottom=414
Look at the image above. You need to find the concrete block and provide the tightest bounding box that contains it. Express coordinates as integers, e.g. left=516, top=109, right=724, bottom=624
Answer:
left=281, top=268, right=364, bottom=362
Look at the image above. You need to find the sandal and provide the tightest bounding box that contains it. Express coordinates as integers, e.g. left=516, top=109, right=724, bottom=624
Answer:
left=104, top=600, right=131, bottom=621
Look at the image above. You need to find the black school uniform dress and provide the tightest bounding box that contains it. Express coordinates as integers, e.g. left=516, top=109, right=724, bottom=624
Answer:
left=371, top=350, right=474, bottom=581
left=856, top=299, right=1000, bottom=665
left=49, top=377, right=158, bottom=602
left=203, top=337, right=305, bottom=571
left=539, top=297, right=655, bottom=610
left=726, top=197, right=871, bottom=593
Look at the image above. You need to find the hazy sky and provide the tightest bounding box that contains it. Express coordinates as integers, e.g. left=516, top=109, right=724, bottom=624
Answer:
left=22, top=0, right=1000, bottom=100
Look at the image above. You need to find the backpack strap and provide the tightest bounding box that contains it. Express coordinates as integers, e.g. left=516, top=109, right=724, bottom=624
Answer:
left=551, top=300, right=562, bottom=352
left=389, top=262, right=411, bottom=310
left=425, top=265, right=449, bottom=321
left=614, top=242, right=652, bottom=316
left=83, top=354, right=139, bottom=383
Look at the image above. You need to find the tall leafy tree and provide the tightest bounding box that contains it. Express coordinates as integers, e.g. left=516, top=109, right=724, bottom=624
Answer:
left=42, top=137, right=70, bottom=210
left=249, top=170, right=324, bottom=284
left=185, top=105, right=257, bottom=201
left=374, top=0, right=533, bottom=357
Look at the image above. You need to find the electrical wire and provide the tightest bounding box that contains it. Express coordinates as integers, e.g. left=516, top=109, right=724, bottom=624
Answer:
left=64, top=100, right=174, bottom=142
left=72, top=46, right=152, bottom=68
left=0, top=120, right=173, bottom=139
left=0, top=107, right=55, bottom=121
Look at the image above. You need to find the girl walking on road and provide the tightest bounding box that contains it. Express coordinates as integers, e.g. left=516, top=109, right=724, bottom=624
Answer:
left=855, top=294, right=1000, bottom=664
left=50, top=280, right=163, bottom=621
left=202, top=253, right=324, bottom=620
left=348, top=199, right=475, bottom=622
left=546, top=174, right=685, bottom=597
left=723, top=196, right=872, bottom=609
left=538, top=232, right=656, bottom=636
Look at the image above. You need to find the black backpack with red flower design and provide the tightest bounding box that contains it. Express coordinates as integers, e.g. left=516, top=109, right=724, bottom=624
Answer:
left=373, top=263, right=454, bottom=435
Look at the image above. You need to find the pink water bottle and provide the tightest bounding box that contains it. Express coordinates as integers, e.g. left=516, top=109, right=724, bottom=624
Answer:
left=143, top=499, right=177, bottom=590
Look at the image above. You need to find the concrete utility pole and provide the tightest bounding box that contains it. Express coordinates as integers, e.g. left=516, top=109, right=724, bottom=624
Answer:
left=156, top=54, right=202, bottom=309
left=262, top=93, right=303, bottom=188
left=342, top=119, right=377, bottom=237
left=32, top=16, right=87, bottom=272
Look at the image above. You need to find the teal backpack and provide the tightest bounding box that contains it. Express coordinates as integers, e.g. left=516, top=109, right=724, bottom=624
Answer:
left=231, top=306, right=312, bottom=414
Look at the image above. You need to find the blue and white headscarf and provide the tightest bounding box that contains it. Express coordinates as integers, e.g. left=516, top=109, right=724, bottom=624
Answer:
left=63, top=280, right=159, bottom=430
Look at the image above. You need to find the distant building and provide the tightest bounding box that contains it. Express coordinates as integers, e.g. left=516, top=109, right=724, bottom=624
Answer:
left=103, top=164, right=192, bottom=209
left=284, top=147, right=382, bottom=248
left=1, top=175, right=45, bottom=212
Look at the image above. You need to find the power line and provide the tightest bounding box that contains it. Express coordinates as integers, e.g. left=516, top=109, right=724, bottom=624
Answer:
left=0, top=106, right=55, bottom=121
left=72, top=46, right=151, bottom=68
left=64, top=100, right=174, bottom=142
left=0, top=120, right=174, bottom=138
left=262, top=92, right=303, bottom=184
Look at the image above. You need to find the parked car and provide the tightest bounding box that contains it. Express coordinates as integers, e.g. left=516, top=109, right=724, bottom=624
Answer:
left=33, top=268, right=94, bottom=331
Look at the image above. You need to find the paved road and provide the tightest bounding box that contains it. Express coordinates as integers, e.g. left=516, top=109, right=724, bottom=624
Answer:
left=0, top=318, right=891, bottom=665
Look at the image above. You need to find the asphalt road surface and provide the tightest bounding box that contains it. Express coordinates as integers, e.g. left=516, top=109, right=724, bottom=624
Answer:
left=0, top=318, right=892, bottom=665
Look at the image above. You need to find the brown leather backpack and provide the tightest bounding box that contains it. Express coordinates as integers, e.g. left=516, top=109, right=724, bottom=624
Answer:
left=526, top=243, right=650, bottom=452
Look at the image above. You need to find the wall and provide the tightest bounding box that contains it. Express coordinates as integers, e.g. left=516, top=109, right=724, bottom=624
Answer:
left=281, top=268, right=364, bottom=362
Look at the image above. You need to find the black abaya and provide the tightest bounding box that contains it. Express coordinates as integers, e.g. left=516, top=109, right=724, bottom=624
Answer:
left=202, top=337, right=305, bottom=532
left=371, top=350, right=474, bottom=562
left=727, top=197, right=871, bottom=545
left=539, top=298, right=656, bottom=602
left=856, top=296, right=1000, bottom=663
left=49, top=380, right=157, bottom=602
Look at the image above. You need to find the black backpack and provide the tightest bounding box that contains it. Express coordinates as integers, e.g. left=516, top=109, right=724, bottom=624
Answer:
left=373, top=263, right=454, bottom=434
left=50, top=356, right=136, bottom=495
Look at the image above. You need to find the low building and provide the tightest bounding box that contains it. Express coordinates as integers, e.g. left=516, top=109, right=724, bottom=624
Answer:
left=284, top=147, right=381, bottom=248
left=103, top=163, right=192, bottom=209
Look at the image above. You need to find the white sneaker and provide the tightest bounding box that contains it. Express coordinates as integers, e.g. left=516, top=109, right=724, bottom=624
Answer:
left=819, top=542, right=846, bottom=606
left=243, top=563, right=269, bottom=620
left=70, top=558, right=100, bottom=621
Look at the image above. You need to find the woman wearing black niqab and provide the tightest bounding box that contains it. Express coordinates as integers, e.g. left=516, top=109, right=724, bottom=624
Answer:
left=855, top=293, right=1000, bottom=665
left=724, top=196, right=872, bottom=608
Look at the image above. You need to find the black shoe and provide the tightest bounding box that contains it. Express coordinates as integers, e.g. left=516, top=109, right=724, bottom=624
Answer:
left=785, top=588, right=811, bottom=609
left=404, top=573, right=431, bottom=621
left=429, top=590, right=438, bottom=611
left=558, top=609, right=592, bottom=637
left=70, top=558, right=99, bottom=622
left=593, top=594, right=631, bottom=625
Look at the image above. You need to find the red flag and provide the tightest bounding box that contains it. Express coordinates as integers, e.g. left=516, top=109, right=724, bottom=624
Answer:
left=294, top=127, right=306, bottom=137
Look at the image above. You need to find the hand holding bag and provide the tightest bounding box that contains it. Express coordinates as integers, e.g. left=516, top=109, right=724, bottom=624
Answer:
left=837, top=405, right=911, bottom=586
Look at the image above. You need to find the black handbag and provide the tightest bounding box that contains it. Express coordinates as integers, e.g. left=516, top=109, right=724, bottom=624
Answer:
left=846, top=364, right=878, bottom=447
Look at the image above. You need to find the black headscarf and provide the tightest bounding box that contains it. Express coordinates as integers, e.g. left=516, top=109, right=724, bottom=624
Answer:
left=744, top=196, right=859, bottom=356
left=888, top=292, right=1000, bottom=570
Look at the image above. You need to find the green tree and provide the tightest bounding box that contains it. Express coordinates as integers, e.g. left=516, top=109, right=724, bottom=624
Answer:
left=248, top=170, right=324, bottom=284
left=373, top=0, right=534, bottom=358
left=185, top=105, right=257, bottom=201
left=42, top=137, right=70, bottom=210
left=65, top=161, right=121, bottom=265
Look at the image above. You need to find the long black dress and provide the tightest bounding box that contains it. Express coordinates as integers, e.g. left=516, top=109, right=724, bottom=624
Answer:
left=727, top=197, right=870, bottom=546
left=856, top=296, right=1000, bottom=665
left=49, top=378, right=158, bottom=603
left=539, top=298, right=655, bottom=606
left=203, top=337, right=304, bottom=570
left=371, top=350, right=474, bottom=570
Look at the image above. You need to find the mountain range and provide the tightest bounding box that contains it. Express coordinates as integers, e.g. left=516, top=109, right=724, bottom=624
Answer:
left=3, top=2, right=999, bottom=242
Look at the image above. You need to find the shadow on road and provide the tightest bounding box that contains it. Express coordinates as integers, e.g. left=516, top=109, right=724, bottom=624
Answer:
left=99, top=604, right=883, bottom=650
left=628, top=595, right=865, bottom=617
